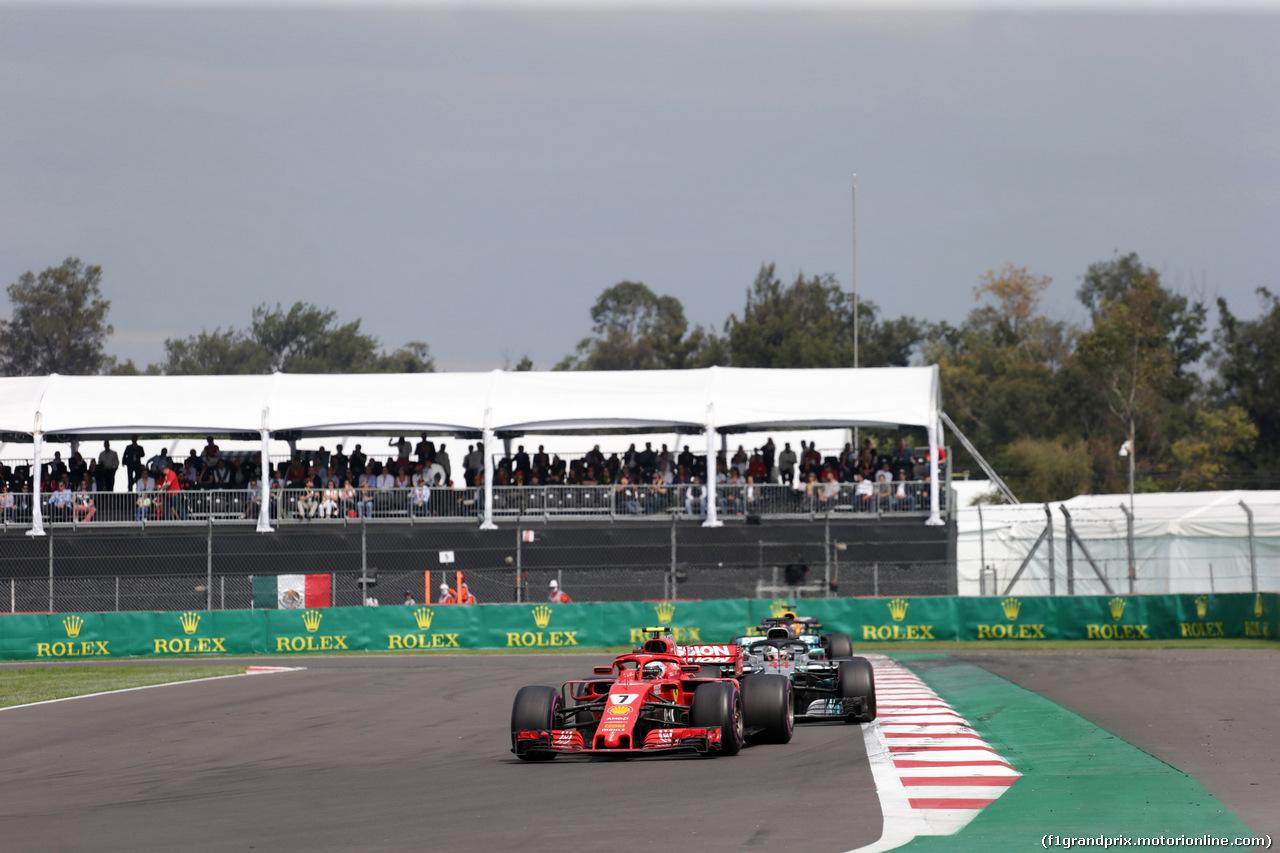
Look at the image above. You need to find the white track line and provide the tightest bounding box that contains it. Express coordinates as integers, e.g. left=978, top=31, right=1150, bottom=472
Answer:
left=845, top=655, right=1021, bottom=853
left=0, top=666, right=305, bottom=712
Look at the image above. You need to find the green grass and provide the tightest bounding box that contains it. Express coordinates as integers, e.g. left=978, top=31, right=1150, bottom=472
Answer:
left=0, top=665, right=243, bottom=709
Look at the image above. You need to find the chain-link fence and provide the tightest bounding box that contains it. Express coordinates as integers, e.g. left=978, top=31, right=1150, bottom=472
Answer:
left=957, top=497, right=1280, bottom=596
left=0, top=516, right=951, bottom=613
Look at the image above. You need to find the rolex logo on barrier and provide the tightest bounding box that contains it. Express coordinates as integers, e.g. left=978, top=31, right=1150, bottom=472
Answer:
left=302, top=610, right=323, bottom=633
left=654, top=601, right=676, bottom=625
left=1195, top=595, right=1209, bottom=619
left=180, top=612, right=201, bottom=635
left=976, top=597, right=1044, bottom=639
left=1256, top=594, right=1266, bottom=618
left=769, top=600, right=791, bottom=619
left=386, top=607, right=457, bottom=650
left=1108, top=597, right=1127, bottom=621
left=1001, top=598, right=1022, bottom=621
left=507, top=605, right=577, bottom=648
left=415, top=607, right=434, bottom=631
left=63, top=615, right=84, bottom=638
left=153, top=612, right=228, bottom=654
left=887, top=598, right=909, bottom=622
left=38, top=614, right=110, bottom=658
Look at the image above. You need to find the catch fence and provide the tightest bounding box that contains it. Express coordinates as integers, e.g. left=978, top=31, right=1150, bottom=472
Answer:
left=0, top=516, right=951, bottom=614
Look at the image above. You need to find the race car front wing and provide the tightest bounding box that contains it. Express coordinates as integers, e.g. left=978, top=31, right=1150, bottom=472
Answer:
left=513, top=727, right=722, bottom=757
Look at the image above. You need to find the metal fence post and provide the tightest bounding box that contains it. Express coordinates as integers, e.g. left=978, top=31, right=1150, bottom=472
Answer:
left=115, top=576, right=120, bottom=612
left=48, top=532, right=54, bottom=613
left=1119, top=503, right=1135, bottom=594
left=206, top=518, right=214, bottom=611
left=669, top=515, right=677, bottom=601
left=1046, top=505, right=1055, bottom=596
left=516, top=525, right=523, bottom=604
left=823, top=516, right=832, bottom=598
left=872, top=561, right=880, bottom=598
left=1240, top=500, right=1257, bottom=592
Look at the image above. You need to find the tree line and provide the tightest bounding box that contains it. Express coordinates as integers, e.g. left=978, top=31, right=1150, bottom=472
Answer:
left=3, top=255, right=1277, bottom=499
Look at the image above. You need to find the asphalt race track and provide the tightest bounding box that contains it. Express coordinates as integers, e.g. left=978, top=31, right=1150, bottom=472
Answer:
left=0, top=655, right=882, bottom=853
left=1, top=649, right=1276, bottom=853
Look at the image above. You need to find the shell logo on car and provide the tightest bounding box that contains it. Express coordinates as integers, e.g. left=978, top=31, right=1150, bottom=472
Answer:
left=606, top=705, right=633, bottom=715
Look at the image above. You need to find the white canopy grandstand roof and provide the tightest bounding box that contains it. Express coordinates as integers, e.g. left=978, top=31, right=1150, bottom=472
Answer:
left=0, top=366, right=942, bottom=439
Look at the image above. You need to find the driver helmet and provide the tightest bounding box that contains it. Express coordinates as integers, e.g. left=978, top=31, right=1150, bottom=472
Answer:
left=642, top=661, right=667, bottom=680
left=763, top=645, right=780, bottom=660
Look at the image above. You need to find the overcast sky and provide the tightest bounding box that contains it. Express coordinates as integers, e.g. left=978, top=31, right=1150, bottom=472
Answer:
left=1, top=2, right=1277, bottom=372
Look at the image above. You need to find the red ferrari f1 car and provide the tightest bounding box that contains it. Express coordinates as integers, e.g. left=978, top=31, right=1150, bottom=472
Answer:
left=511, top=630, right=793, bottom=760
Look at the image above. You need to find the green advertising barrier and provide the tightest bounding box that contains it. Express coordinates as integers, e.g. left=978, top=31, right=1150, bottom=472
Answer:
left=1, top=592, right=1276, bottom=661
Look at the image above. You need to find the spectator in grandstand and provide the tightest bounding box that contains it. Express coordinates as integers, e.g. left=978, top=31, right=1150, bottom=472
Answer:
left=744, top=474, right=758, bottom=515
left=422, top=456, right=446, bottom=487
left=677, top=445, right=695, bottom=471
left=513, top=445, right=531, bottom=477
left=891, top=470, right=916, bottom=512
left=463, top=444, right=483, bottom=485
left=435, top=443, right=452, bottom=484
left=548, top=579, right=572, bottom=603
left=73, top=478, right=96, bottom=522
left=147, top=448, right=171, bottom=476
left=853, top=474, right=875, bottom=511
left=123, top=436, right=145, bottom=488
left=332, top=445, right=349, bottom=483
left=97, top=441, right=119, bottom=492
left=858, top=438, right=875, bottom=473
left=210, top=459, right=232, bottom=489
left=200, top=437, right=220, bottom=471
left=761, top=437, right=776, bottom=480
left=720, top=469, right=743, bottom=516
left=48, top=477, right=73, bottom=522
left=69, top=451, right=87, bottom=485
left=296, top=479, right=321, bottom=520
left=244, top=477, right=261, bottom=520
left=777, top=443, right=797, bottom=486
left=159, top=463, right=187, bottom=520
left=415, top=434, right=435, bottom=468
left=731, top=445, right=748, bottom=475
left=136, top=477, right=154, bottom=520
left=645, top=471, right=670, bottom=514
left=0, top=483, right=15, bottom=522
left=373, top=463, right=394, bottom=512
left=616, top=473, right=640, bottom=514
left=684, top=476, right=707, bottom=516
left=404, top=590, right=416, bottom=605
left=338, top=478, right=355, bottom=517
left=285, top=455, right=307, bottom=488
left=893, top=438, right=915, bottom=467
left=411, top=477, right=431, bottom=517
left=319, top=480, right=340, bottom=518
left=49, top=450, right=68, bottom=483
left=389, top=436, right=411, bottom=472
left=355, top=475, right=375, bottom=518
left=746, top=451, right=767, bottom=482
left=349, top=444, right=367, bottom=480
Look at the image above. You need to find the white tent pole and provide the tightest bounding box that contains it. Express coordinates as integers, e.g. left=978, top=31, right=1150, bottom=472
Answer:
left=27, top=427, right=45, bottom=537
left=480, top=427, right=497, bottom=530
left=925, top=418, right=942, bottom=526
left=703, top=407, right=721, bottom=528
left=257, top=425, right=274, bottom=533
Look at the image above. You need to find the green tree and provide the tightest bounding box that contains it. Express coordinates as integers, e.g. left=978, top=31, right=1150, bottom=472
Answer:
left=157, top=302, right=433, bottom=374
left=1168, top=406, right=1258, bottom=490
left=0, top=257, right=113, bottom=375
left=1212, top=288, right=1280, bottom=470
left=556, top=281, right=717, bottom=370
left=1071, top=256, right=1208, bottom=487
left=723, top=264, right=927, bottom=368
left=997, top=436, right=1093, bottom=503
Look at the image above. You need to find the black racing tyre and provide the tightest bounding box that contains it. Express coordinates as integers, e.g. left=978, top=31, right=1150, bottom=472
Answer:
left=823, top=632, right=855, bottom=660
left=741, top=674, right=794, bottom=744
left=691, top=682, right=744, bottom=757
left=837, top=657, right=876, bottom=724
left=511, top=685, right=561, bottom=761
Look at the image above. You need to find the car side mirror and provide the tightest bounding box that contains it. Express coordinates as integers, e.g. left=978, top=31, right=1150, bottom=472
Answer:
left=681, top=665, right=701, bottom=673
left=593, top=666, right=613, bottom=675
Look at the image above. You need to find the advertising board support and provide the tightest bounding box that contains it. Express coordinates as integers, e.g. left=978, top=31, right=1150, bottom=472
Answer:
left=1119, top=503, right=1135, bottom=594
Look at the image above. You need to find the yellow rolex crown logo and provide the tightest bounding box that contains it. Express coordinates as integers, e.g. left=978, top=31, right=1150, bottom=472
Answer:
left=180, top=612, right=201, bottom=635
left=1108, top=597, right=1127, bottom=621
left=62, top=615, right=84, bottom=638
left=654, top=601, right=677, bottom=625
left=1194, top=595, right=1209, bottom=619
left=769, top=600, right=791, bottom=619
left=1256, top=594, right=1266, bottom=618
left=302, top=609, right=323, bottom=633
left=1001, top=598, right=1022, bottom=621
left=414, top=607, right=434, bottom=631
left=532, top=605, right=553, bottom=629
left=887, top=598, right=909, bottom=622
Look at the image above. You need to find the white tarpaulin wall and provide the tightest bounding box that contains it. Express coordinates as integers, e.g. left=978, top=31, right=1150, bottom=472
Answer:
left=956, top=491, right=1280, bottom=596
left=0, top=366, right=944, bottom=533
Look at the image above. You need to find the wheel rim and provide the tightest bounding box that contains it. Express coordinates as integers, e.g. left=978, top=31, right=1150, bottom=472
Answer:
left=732, top=692, right=744, bottom=746
left=785, top=685, right=795, bottom=735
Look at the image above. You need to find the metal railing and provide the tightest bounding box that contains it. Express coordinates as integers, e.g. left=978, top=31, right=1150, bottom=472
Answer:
left=0, top=482, right=944, bottom=529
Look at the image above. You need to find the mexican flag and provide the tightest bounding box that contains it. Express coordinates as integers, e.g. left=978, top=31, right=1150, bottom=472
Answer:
left=252, top=574, right=332, bottom=609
